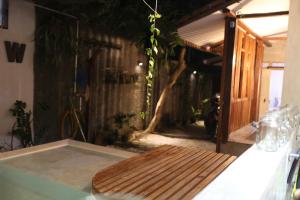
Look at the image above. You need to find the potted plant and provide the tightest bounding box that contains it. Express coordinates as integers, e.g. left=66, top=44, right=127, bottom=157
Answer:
left=9, top=100, right=33, bottom=149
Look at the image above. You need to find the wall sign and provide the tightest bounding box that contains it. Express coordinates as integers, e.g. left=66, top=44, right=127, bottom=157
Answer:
left=105, top=70, right=139, bottom=84
left=4, top=41, right=26, bottom=63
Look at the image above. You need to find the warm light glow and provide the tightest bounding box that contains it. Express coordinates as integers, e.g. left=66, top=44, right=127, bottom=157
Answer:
left=205, top=45, right=211, bottom=51
left=135, top=61, right=144, bottom=73
left=241, top=16, right=288, bottom=37
left=193, top=71, right=197, bottom=74
left=135, top=65, right=143, bottom=74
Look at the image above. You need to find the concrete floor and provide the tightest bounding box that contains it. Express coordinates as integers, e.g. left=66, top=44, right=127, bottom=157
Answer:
left=130, top=123, right=254, bottom=156
left=158, top=121, right=211, bottom=140
left=133, top=122, right=215, bottom=152
left=132, top=133, right=216, bottom=152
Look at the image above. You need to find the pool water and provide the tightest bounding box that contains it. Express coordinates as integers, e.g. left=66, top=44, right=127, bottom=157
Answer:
left=0, top=146, right=125, bottom=200
left=0, top=165, right=93, bottom=200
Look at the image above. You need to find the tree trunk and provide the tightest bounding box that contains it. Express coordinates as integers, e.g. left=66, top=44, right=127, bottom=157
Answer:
left=143, top=47, right=187, bottom=134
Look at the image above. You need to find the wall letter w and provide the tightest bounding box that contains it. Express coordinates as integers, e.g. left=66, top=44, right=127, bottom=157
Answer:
left=4, top=41, right=26, bottom=63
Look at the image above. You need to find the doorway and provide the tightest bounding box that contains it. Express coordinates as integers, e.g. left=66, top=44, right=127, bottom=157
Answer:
left=259, top=64, right=285, bottom=118
left=269, top=69, right=284, bottom=110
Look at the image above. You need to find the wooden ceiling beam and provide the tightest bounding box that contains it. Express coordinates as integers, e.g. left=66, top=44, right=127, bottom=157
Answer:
left=183, top=40, right=221, bottom=56
left=178, top=0, right=241, bottom=27
left=203, top=56, right=223, bottom=65
left=262, top=36, right=287, bottom=41
left=266, top=31, right=288, bottom=37
left=211, top=40, right=224, bottom=48
left=199, top=40, right=224, bottom=50
left=237, top=11, right=289, bottom=19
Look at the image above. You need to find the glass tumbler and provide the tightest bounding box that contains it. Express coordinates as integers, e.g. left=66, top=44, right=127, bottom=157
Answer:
left=256, top=114, right=279, bottom=152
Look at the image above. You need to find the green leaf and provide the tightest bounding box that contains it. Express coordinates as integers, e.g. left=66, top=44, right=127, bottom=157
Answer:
left=155, top=13, right=162, bottom=19
left=154, top=28, right=160, bottom=35
left=146, top=48, right=152, bottom=55
left=149, top=15, right=155, bottom=23
left=150, top=24, right=155, bottom=33
left=149, top=60, right=154, bottom=66
left=150, top=35, right=154, bottom=44
left=153, top=46, right=158, bottom=54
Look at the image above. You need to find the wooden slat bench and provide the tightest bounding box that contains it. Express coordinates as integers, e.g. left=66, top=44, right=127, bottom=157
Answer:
left=92, top=145, right=236, bottom=200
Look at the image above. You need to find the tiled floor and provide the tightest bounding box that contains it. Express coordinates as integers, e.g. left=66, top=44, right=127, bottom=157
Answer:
left=228, top=124, right=256, bottom=145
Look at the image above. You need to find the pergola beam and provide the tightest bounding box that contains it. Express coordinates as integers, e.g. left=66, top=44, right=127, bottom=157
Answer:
left=183, top=40, right=221, bottom=56
left=178, top=0, right=241, bottom=27
left=237, top=11, right=289, bottom=19
left=203, top=56, right=223, bottom=65
left=262, top=36, right=287, bottom=41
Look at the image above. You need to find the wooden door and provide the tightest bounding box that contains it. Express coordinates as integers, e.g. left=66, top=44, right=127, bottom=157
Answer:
left=250, top=41, right=264, bottom=122
left=259, top=68, right=271, bottom=118
left=217, top=19, right=264, bottom=145
left=229, top=28, right=257, bottom=132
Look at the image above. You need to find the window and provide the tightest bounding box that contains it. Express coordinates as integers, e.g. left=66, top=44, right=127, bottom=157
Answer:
left=0, top=0, right=8, bottom=29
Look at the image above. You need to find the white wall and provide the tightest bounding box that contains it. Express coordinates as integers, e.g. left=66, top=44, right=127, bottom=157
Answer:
left=264, top=40, right=287, bottom=63
left=0, top=0, right=35, bottom=140
left=282, top=0, right=300, bottom=106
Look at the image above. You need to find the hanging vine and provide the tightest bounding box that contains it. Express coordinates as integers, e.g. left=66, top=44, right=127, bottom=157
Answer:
left=145, top=12, right=161, bottom=107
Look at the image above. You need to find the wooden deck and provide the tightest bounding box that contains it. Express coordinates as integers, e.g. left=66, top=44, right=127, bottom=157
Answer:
left=92, top=145, right=236, bottom=200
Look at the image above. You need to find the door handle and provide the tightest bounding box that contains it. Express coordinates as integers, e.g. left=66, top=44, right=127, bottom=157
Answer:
left=288, top=150, right=300, bottom=184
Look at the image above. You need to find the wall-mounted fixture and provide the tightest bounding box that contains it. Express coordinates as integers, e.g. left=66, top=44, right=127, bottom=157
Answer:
left=137, top=61, right=144, bottom=67
left=135, top=60, right=144, bottom=74
left=193, top=70, right=197, bottom=75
